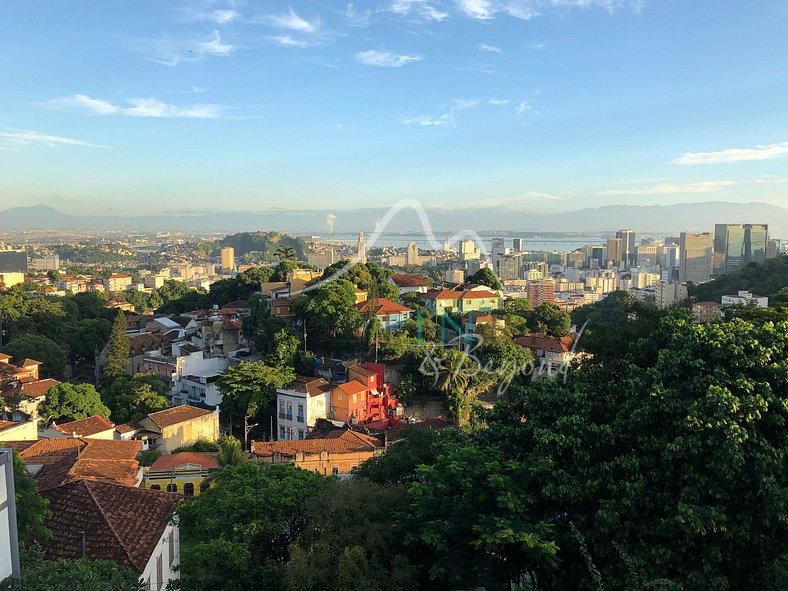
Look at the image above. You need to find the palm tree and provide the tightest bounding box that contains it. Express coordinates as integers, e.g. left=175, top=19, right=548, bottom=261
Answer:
left=274, top=245, right=297, bottom=262
left=216, top=436, right=249, bottom=468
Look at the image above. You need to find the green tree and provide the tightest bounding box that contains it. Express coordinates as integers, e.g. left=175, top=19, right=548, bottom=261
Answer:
left=475, top=311, right=788, bottom=589
left=290, top=279, right=363, bottom=339
left=38, top=383, right=110, bottom=424
left=529, top=302, right=571, bottom=337
left=284, top=479, right=419, bottom=591
left=274, top=245, right=298, bottom=262
left=100, top=373, right=169, bottom=424
left=216, top=435, right=248, bottom=469
left=217, top=361, right=294, bottom=449
left=3, top=554, right=142, bottom=591
left=104, top=311, right=129, bottom=377
left=401, top=446, right=558, bottom=590
left=174, top=463, right=328, bottom=591
left=0, top=293, right=22, bottom=348
left=10, top=452, right=51, bottom=550
left=2, top=334, right=66, bottom=379
left=466, top=267, right=503, bottom=291
left=266, top=329, right=300, bottom=368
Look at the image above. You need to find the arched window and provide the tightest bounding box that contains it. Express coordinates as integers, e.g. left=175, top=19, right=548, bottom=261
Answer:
left=166, top=483, right=178, bottom=493
left=184, top=483, right=194, bottom=497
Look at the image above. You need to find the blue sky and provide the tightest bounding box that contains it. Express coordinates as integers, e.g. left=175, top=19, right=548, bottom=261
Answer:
left=0, top=0, right=786, bottom=216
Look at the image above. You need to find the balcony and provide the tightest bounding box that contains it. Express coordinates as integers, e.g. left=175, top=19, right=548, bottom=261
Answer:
left=285, top=412, right=293, bottom=421
left=296, top=414, right=305, bottom=423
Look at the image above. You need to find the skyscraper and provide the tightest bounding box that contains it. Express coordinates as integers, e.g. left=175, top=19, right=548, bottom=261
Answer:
left=220, top=247, right=235, bottom=273
left=491, top=238, right=505, bottom=272
left=405, top=242, right=418, bottom=265
left=606, top=237, right=623, bottom=267
left=615, top=230, right=636, bottom=266
left=713, top=223, right=769, bottom=274
left=512, top=238, right=522, bottom=253
left=679, top=232, right=713, bottom=284
left=357, top=231, right=367, bottom=264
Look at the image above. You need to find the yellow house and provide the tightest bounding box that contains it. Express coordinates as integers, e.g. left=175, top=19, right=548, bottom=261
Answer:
left=288, top=269, right=322, bottom=294
left=137, top=405, right=219, bottom=453
left=0, top=419, right=37, bottom=441
left=142, top=451, right=219, bottom=497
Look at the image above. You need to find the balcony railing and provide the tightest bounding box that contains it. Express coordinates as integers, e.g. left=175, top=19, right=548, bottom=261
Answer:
left=296, top=414, right=305, bottom=423
left=285, top=412, right=293, bottom=421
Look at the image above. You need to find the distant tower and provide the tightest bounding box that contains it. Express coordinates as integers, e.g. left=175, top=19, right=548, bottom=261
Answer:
left=616, top=230, right=636, bottom=267
left=357, top=231, right=367, bottom=264
left=406, top=242, right=418, bottom=266
left=220, top=247, right=235, bottom=274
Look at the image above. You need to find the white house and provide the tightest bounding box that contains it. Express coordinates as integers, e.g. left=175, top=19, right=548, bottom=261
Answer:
left=721, top=291, right=769, bottom=308
left=276, top=377, right=332, bottom=441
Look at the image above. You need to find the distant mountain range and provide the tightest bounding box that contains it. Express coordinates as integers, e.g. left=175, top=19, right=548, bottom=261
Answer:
left=0, top=202, right=785, bottom=237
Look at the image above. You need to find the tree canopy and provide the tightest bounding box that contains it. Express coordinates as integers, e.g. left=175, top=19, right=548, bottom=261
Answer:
left=2, top=333, right=66, bottom=379
left=38, top=382, right=111, bottom=424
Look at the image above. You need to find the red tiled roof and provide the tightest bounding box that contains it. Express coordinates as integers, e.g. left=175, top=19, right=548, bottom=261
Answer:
left=223, top=299, right=250, bottom=309
left=55, top=415, right=115, bottom=437
left=114, top=423, right=140, bottom=434
left=127, top=332, right=171, bottom=356
left=390, top=274, right=430, bottom=288
left=149, top=451, right=220, bottom=472
left=281, top=376, right=331, bottom=397
left=356, top=298, right=413, bottom=315
left=16, top=438, right=142, bottom=490
left=251, top=429, right=382, bottom=457
left=334, top=380, right=369, bottom=396
left=349, top=364, right=377, bottom=378
left=41, top=480, right=178, bottom=574
left=0, top=420, right=18, bottom=432
left=514, top=333, right=573, bottom=354
left=20, top=378, right=61, bottom=399
left=20, top=358, right=42, bottom=367
left=0, top=353, right=11, bottom=361
left=146, top=404, right=214, bottom=429
left=459, top=290, right=498, bottom=299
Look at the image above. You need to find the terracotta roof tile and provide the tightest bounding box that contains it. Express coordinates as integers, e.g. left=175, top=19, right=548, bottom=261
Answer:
left=146, top=404, right=214, bottom=429
left=41, top=480, right=178, bottom=573
left=0, top=420, right=18, bottom=432
left=356, top=298, right=414, bottom=315
left=55, top=415, right=115, bottom=437
left=334, top=380, right=369, bottom=396
left=251, top=429, right=382, bottom=457
left=514, top=333, right=573, bottom=354
left=281, top=376, right=331, bottom=397
left=390, top=274, right=429, bottom=287
left=149, top=452, right=220, bottom=472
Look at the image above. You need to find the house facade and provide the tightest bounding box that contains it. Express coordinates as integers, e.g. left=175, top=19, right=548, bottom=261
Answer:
left=137, top=405, right=220, bottom=453
left=142, top=451, right=219, bottom=497
left=276, top=377, right=331, bottom=441
left=356, top=298, right=414, bottom=331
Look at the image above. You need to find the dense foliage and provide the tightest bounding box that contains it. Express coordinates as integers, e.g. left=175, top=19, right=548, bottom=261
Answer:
left=691, top=256, right=788, bottom=302
left=38, top=383, right=111, bottom=424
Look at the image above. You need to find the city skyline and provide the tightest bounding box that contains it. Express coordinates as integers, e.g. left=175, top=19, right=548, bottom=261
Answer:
left=0, top=1, right=787, bottom=215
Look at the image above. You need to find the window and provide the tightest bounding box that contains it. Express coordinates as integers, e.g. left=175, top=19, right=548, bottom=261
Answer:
left=166, top=483, right=178, bottom=493
left=150, top=484, right=161, bottom=490
left=184, top=483, right=194, bottom=497
left=279, top=426, right=286, bottom=439
left=332, top=466, right=339, bottom=476
left=156, top=554, right=163, bottom=590
left=298, top=429, right=304, bottom=440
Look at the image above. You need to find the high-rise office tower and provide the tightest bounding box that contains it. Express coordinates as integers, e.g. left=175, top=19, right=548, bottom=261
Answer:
left=512, top=238, right=522, bottom=253
left=679, top=232, right=713, bottom=284
left=220, top=247, right=235, bottom=273
left=491, top=238, right=505, bottom=273
left=497, top=254, right=523, bottom=281
left=606, top=237, right=623, bottom=267
left=405, top=242, right=418, bottom=265
left=616, top=230, right=636, bottom=266
left=714, top=223, right=769, bottom=273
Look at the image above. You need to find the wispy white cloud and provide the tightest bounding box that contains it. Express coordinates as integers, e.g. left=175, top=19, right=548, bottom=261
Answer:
left=599, top=180, right=738, bottom=195
left=184, top=8, right=239, bottom=24
left=516, top=100, right=539, bottom=115
left=403, top=98, right=480, bottom=127
left=356, top=49, right=423, bottom=67
left=0, top=130, right=110, bottom=149
left=456, top=0, right=494, bottom=20
left=390, top=0, right=449, bottom=21
left=520, top=191, right=561, bottom=200
left=456, top=0, right=636, bottom=21
left=43, top=94, right=222, bottom=119
left=477, top=42, right=503, bottom=53
left=268, top=35, right=314, bottom=48
left=343, top=3, right=373, bottom=27
left=129, top=30, right=235, bottom=66
left=670, top=142, right=788, bottom=165
left=489, top=98, right=508, bottom=105
left=260, top=8, right=320, bottom=32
